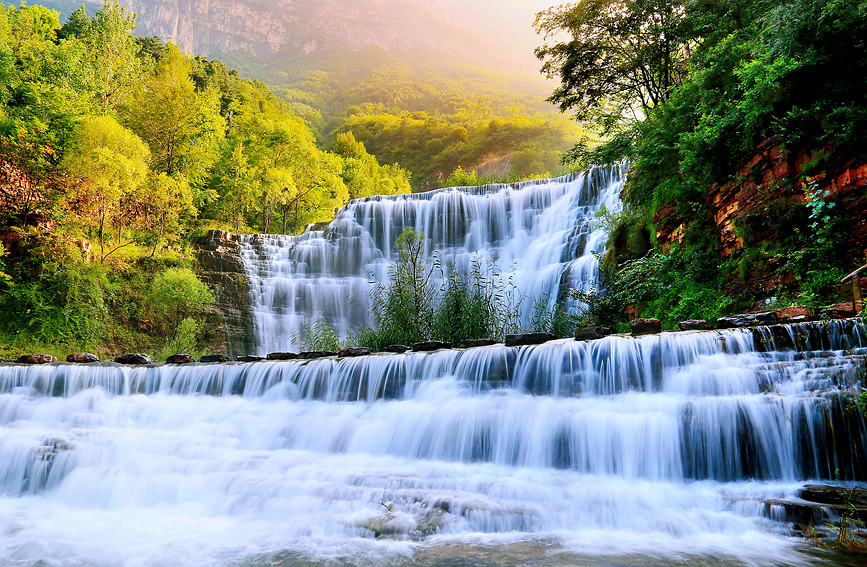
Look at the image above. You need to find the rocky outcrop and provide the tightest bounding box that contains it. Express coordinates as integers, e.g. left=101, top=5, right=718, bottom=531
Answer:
left=166, top=354, right=196, bottom=364
left=630, top=318, right=661, bottom=336
left=17, top=354, right=57, bottom=364
left=458, top=338, right=496, bottom=348
left=677, top=320, right=713, bottom=331
left=505, top=333, right=555, bottom=347
left=266, top=352, right=298, bottom=360
left=200, top=354, right=230, bottom=363
left=298, top=351, right=337, bottom=359
left=66, top=353, right=99, bottom=363
left=196, top=230, right=255, bottom=358
left=717, top=311, right=779, bottom=329
left=338, top=347, right=372, bottom=357
left=574, top=326, right=611, bottom=341
left=115, top=353, right=152, bottom=365
left=383, top=345, right=409, bottom=353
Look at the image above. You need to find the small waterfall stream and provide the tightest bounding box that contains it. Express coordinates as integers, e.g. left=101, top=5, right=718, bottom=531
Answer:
left=240, top=167, right=624, bottom=353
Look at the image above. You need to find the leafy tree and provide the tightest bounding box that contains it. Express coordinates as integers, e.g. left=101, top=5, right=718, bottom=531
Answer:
left=83, top=0, right=147, bottom=108
left=148, top=267, right=214, bottom=328
left=123, top=45, right=224, bottom=190
left=534, top=0, right=692, bottom=132
left=62, top=114, right=150, bottom=261
left=59, top=4, right=91, bottom=39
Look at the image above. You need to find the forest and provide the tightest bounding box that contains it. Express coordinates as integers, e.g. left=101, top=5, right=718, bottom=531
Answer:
left=0, top=1, right=413, bottom=357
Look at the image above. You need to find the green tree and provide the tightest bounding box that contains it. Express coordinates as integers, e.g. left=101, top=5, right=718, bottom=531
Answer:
left=535, top=0, right=692, bottom=132
left=148, top=267, right=214, bottom=328
left=83, top=0, right=147, bottom=108
left=62, top=114, right=150, bottom=261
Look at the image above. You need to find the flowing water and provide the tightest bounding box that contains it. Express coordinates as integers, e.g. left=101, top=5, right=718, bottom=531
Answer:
left=240, top=168, right=623, bottom=353
left=1, top=169, right=866, bottom=566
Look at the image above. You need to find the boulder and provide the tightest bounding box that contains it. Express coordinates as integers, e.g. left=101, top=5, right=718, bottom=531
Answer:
left=458, top=338, right=496, bottom=348
left=298, top=351, right=337, bottom=359
left=383, top=344, right=409, bottom=353
left=114, top=353, right=152, bottom=365
left=266, top=352, right=298, bottom=360
left=716, top=311, right=779, bottom=329
left=505, top=333, right=556, bottom=347
left=338, top=347, right=372, bottom=358
left=774, top=306, right=815, bottom=321
left=166, top=353, right=195, bottom=364
left=823, top=302, right=856, bottom=319
left=630, top=318, right=661, bottom=336
left=17, top=354, right=58, bottom=364
left=412, top=341, right=451, bottom=352
left=677, top=319, right=713, bottom=331
left=236, top=355, right=265, bottom=362
left=66, top=352, right=99, bottom=363
left=199, top=354, right=229, bottom=363
left=574, top=326, right=612, bottom=341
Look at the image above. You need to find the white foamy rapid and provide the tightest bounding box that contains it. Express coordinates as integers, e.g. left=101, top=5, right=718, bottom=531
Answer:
left=1, top=320, right=865, bottom=567
left=240, top=167, right=624, bottom=354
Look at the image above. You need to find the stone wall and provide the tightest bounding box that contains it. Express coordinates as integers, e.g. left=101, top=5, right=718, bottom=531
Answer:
left=196, top=230, right=255, bottom=358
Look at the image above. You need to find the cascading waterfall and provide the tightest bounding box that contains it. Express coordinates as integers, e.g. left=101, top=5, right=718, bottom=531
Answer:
left=1, top=319, right=866, bottom=566
left=240, top=166, right=624, bottom=353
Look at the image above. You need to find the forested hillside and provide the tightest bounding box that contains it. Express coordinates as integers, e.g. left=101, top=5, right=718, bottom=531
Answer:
left=536, top=0, right=867, bottom=329
left=0, top=1, right=410, bottom=357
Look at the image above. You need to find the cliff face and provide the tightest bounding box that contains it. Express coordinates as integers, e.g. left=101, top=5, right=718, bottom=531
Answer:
left=119, top=0, right=477, bottom=61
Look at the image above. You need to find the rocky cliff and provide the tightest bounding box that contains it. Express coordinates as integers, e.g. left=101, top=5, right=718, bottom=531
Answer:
left=196, top=229, right=255, bottom=358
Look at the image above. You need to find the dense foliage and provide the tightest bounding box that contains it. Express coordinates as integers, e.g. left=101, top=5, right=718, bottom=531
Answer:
left=224, top=46, right=583, bottom=189
left=0, top=1, right=411, bottom=357
left=538, top=0, right=867, bottom=328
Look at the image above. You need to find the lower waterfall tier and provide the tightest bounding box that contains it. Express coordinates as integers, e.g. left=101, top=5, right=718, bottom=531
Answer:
left=0, top=320, right=864, bottom=566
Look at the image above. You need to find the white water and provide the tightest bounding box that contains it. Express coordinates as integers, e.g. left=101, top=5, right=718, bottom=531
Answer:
left=1, top=321, right=865, bottom=566
left=240, top=168, right=624, bottom=354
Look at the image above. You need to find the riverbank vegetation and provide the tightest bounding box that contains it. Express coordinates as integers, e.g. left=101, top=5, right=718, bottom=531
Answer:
left=535, top=0, right=867, bottom=329
left=0, top=1, right=411, bottom=357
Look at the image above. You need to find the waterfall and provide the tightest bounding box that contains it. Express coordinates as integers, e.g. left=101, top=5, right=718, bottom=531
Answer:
left=0, top=320, right=865, bottom=566
left=240, top=166, right=624, bottom=353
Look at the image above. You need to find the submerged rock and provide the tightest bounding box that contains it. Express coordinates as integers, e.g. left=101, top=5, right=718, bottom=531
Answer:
left=677, top=319, right=713, bottom=331
left=199, top=354, right=229, bottom=363
left=114, top=353, right=152, bottom=365
left=266, top=352, right=298, bottom=360
left=66, top=352, right=99, bottom=363
left=17, top=354, right=58, bottom=364
left=383, top=344, right=408, bottom=353
left=458, top=338, right=496, bottom=348
left=630, top=318, right=661, bottom=336
left=298, top=351, right=337, bottom=359
left=338, top=347, right=372, bottom=357
left=412, top=341, right=451, bottom=352
left=716, top=311, right=779, bottom=328
left=505, top=333, right=555, bottom=347
left=574, top=326, right=611, bottom=341
left=165, top=354, right=195, bottom=364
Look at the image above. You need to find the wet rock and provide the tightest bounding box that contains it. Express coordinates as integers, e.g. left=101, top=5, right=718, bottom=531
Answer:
left=266, top=352, right=298, bottom=360
left=823, top=302, right=856, bottom=319
left=458, top=338, right=496, bottom=348
left=237, top=355, right=265, bottom=362
left=0, top=357, right=9, bottom=363
left=416, top=508, right=446, bottom=535
left=297, top=351, right=337, bottom=359
left=338, top=347, right=372, bottom=358
left=17, top=354, right=58, bottom=364
left=630, top=318, right=661, bottom=336
left=505, top=333, right=555, bottom=347
left=799, top=484, right=867, bottom=509
left=199, top=354, right=229, bottom=363
left=66, top=352, right=99, bottom=363
left=166, top=353, right=195, bottom=364
left=383, top=344, right=408, bottom=353
left=574, top=326, right=611, bottom=341
left=716, top=311, right=779, bottom=328
left=114, top=353, right=152, bottom=365
left=677, top=319, right=713, bottom=331
left=412, top=341, right=452, bottom=352
left=775, top=305, right=815, bottom=321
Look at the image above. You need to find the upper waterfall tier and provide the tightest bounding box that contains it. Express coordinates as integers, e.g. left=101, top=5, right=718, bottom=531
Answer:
left=240, top=166, right=624, bottom=353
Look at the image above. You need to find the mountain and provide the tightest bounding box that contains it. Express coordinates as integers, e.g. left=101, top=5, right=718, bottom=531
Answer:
left=47, top=0, right=552, bottom=78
